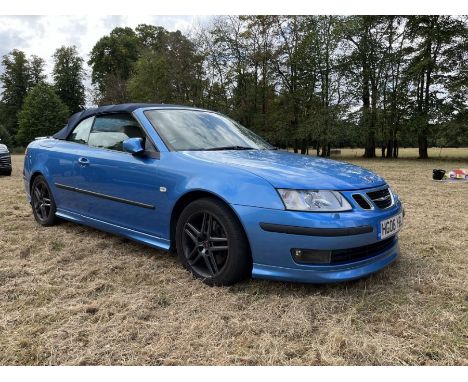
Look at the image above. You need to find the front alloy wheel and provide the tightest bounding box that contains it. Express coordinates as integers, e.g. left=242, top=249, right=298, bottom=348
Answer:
left=183, top=211, right=229, bottom=278
left=176, top=198, right=251, bottom=285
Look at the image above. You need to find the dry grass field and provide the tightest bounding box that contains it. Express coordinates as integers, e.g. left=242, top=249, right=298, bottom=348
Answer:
left=0, top=151, right=467, bottom=365
left=329, top=147, right=468, bottom=160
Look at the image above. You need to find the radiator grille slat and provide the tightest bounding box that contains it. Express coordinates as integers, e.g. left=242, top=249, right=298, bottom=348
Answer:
left=366, top=187, right=392, bottom=209
left=352, top=194, right=372, bottom=209
left=0, top=153, right=11, bottom=168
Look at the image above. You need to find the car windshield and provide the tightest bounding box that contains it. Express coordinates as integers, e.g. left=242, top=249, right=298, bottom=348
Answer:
left=144, top=109, right=274, bottom=151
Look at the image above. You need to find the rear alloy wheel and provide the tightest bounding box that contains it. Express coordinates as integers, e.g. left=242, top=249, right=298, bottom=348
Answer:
left=31, top=175, right=58, bottom=226
left=176, top=198, right=251, bottom=286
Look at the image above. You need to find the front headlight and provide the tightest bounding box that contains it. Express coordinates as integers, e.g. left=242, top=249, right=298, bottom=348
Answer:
left=277, top=189, right=352, bottom=212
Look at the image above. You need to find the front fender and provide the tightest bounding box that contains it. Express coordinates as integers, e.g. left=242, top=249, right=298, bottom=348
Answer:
left=164, top=152, right=284, bottom=210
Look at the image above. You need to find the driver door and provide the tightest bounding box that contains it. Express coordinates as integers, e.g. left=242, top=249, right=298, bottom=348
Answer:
left=66, top=113, right=164, bottom=237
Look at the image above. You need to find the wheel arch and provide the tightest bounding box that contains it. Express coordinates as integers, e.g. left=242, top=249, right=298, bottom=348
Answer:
left=169, top=189, right=252, bottom=259
left=29, top=171, right=45, bottom=193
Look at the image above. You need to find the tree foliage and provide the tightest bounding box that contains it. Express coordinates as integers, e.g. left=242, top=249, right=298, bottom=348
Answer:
left=1, top=16, right=467, bottom=155
left=405, top=16, right=467, bottom=158
left=89, top=24, right=204, bottom=105
left=0, top=50, right=39, bottom=138
left=129, top=28, right=204, bottom=104
left=88, top=27, right=140, bottom=103
left=52, top=46, right=85, bottom=114
left=16, top=83, right=69, bottom=146
left=198, top=16, right=467, bottom=157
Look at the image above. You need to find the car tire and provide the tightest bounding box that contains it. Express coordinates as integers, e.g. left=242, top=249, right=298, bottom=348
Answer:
left=175, top=197, right=251, bottom=286
left=31, top=175, right=58, bottom=227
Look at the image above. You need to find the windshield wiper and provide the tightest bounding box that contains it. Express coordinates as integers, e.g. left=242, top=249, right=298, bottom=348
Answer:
left=205, top=145, right=256, bottom=151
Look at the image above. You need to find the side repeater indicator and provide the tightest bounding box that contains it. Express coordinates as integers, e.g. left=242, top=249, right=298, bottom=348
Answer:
left=160, top=187, right=167, bottom=193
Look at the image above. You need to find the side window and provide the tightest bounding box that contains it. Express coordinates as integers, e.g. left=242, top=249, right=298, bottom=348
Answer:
left=88, top=114, right=145, bottom=152
left=67, top=117, right=94, bottom=144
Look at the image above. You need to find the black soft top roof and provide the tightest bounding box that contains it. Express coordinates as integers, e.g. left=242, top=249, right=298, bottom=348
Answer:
left=53, top=103, right=186, bottom=140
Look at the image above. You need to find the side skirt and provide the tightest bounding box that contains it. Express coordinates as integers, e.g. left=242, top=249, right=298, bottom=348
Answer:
left=55, top=208, right=171, bottom=251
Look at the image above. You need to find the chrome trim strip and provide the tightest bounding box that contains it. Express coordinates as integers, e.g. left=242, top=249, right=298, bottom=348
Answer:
left=55, top=183, right=155, bottom=210
left=351, top=193, right=375, bottom=210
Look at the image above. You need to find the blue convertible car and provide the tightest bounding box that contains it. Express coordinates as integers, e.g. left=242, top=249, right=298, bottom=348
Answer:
left=23, top=104, right=404, bottom=285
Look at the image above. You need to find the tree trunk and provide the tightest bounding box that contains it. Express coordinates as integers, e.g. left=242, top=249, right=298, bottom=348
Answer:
left=362, top=65, right=375, bottom=158
left=386, top=139, right=393, bottom=158
left=320, top=145, right=326, bottom=157
left=418, top=33, right=433, bottom=160
left=364, top=132, right=376, bottom=158
left=293, top=138, right=298, bottom=153
left=418, top=133, right=428, bottom=159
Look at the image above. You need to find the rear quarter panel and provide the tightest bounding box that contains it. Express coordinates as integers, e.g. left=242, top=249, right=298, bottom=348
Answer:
left=24, top=140, right=55, bottom=198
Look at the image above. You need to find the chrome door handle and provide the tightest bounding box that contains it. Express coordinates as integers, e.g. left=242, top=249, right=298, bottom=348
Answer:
left=78, top=157, right=90, bottom=166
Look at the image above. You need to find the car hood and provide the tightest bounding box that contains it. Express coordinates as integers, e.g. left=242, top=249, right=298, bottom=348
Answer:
left=180, top=150, right=386, bottom=190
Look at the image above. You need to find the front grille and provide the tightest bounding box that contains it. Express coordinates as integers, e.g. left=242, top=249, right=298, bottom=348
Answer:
left=352, top=194, right=372, bottom=209
left=291, top=236, right=396, bottom=265
left=0, top=153, right=11, bottom=167
left=366, top=187, right=392, bottom=209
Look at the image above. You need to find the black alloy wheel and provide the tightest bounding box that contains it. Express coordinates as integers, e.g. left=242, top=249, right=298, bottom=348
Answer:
left=183, top=210, right=229, bottom=278
left=176, top=198, right=251, bottom=285
left=31, top=176, right=58, bottom=226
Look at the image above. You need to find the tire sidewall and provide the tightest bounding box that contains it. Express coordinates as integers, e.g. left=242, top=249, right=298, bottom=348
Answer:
left=31, top=175, right=57, bottom=226
left=176, top=198, right=251, bottom=285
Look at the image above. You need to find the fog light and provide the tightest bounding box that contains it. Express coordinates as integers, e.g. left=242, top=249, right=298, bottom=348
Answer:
left=291, top=248, right=332, bottom=264
left=294, top=249, right=303, bottom=260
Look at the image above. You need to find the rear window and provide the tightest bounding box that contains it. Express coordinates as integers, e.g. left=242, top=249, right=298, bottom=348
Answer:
left=67, top=116, right=94, bottom=144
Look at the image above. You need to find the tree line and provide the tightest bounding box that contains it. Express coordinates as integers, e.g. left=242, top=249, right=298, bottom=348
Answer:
left=1, top=16, right=467, bottom=158
left=0, top=47, right=85, bottom=146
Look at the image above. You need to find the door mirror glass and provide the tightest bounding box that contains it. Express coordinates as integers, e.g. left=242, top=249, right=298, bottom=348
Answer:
left=123, top=137, right=145, bottom=155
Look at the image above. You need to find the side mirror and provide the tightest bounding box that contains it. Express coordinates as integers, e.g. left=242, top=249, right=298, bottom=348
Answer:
left=123, top=137, right=145, bottom=155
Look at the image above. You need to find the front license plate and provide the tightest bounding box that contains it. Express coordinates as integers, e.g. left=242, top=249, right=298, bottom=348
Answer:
left=379, top=212, right=403, bottom=240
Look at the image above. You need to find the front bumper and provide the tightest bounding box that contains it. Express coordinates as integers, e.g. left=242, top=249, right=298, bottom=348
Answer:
left=252, top=241, right=399, bottom=283
left=231, top=199, right=403, bottom=283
